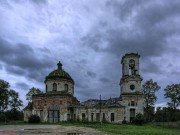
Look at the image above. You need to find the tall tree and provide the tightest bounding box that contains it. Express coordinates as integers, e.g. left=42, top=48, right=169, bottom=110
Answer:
left=0, top=79, right=10, bottom=113
left=26, top=87, right=43, bottom=102
left=9, top=89, right=23, bottom=111
left=142, top=79, right=160, bottom=121
left=164, top=84, right=180, bottom=121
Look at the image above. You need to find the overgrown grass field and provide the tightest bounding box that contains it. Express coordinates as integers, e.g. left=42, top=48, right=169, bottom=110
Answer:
left=58, top=122, right=180, bottom=135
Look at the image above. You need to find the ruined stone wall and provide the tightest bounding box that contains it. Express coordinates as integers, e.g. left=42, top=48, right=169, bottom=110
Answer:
left=73, top=107, right=124, bottom=123
left=31, top=94, right=79, bottom=122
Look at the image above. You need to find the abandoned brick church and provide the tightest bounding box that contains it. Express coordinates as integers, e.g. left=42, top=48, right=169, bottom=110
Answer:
left=24, top=53, right=144, bottom=123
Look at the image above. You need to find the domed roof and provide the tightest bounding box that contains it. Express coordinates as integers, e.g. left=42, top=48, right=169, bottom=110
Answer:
left=45, top=61, right=74, bottom=83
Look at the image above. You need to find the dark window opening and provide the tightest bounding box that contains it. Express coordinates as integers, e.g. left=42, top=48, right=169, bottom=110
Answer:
left=111, top=113, right=114, bottom=122
left=103, top=113, right=106, bottom=121
left=91, top=113, right=94, bottom=121
left=67, top=114, right=70, bottom=120
left=53, top=83, right=57, bottom=91
left=82, top=113, right=85, bottom=119
left=64, top=84, right=68, bottom=92
left=96, top=113, right=100, bottom=121
left=131, top=101, right=135, bottom=106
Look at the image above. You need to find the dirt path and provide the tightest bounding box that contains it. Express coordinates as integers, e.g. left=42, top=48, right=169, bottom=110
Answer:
left=0, top=125, right=110, bottom=135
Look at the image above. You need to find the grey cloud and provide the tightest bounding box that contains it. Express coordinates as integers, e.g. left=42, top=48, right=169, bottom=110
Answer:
left=5, top=65, right=26, bottom=76
left=106, top=0, right=145, bottom=21
left=87, top=71, right=96, bottom=78
left=75, top=81, right=89, bottom=89
left=141, top=59, right=163, bottom=75
left=135, top=1, right=180, bottom=29
left=99, top=77, right=110, bottom=83
left=31, top=0, right=47, bottom=5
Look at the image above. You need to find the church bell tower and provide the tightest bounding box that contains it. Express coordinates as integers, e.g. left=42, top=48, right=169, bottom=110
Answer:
left=120, top=53, right=144, bottom=122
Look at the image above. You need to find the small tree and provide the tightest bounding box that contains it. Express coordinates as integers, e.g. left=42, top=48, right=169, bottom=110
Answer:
left=26, top=87, right=43, bottom=102
left=164, top=84, right=180, bottom=121
left=0, top=79, right=24, bottom=122
left=142, top=79, right=160, bottom=122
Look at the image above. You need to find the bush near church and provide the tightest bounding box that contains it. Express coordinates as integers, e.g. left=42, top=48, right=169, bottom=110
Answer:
left=28, top=114, right=40, bottom=123
left=132, top=113, right=145, bottom=125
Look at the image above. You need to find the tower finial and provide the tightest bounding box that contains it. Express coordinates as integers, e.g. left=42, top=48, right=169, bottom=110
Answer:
left=57, top=61, right=62, bottom=70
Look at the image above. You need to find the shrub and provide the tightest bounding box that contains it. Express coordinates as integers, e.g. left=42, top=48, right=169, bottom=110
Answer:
left=102, top=119, right=109, bottom=123
left=28, top=114, right=40, bottom=123
left=122, top=119, right=127, bottom=124
left=132, top=113, right=144, bottom=125
left=81, top=118, right=89, bottom=123
left=0, top=113, right=6, bottom=122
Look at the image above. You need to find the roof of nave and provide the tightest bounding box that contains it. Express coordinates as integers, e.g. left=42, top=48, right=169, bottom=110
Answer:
left=80, top=98, right=124, bottom=108
left=23, top=102, right=33, bottom=110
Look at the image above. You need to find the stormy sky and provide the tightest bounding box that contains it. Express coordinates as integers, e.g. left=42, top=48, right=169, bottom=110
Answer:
left=0, top=0, right=180, bottom=108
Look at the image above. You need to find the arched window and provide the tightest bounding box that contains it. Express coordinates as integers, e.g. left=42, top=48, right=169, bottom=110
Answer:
left=53, top=83, right=57, bottom=91
left=131, top=101, right=135, bottom=106
left=64, top=84, right=68, bottom=92
left=129, top=59, right=135, bottom=75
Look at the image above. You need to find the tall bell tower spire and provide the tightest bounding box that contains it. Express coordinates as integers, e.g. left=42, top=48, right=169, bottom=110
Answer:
left=120, top=53, right=144, bottom=122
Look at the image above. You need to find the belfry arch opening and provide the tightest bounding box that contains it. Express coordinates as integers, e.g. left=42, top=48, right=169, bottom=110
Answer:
left=129, top=59, right=135, bottom=75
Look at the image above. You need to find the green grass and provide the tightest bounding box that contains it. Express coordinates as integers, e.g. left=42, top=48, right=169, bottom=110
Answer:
left=58, top=122, right=180, bottom=135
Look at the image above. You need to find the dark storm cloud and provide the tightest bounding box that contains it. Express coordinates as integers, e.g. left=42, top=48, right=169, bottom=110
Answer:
left=0, top=38, right=55, bottom=82
left=15, top=82, right=29, bottom=91
left=5, top=65, right=26, bottom=76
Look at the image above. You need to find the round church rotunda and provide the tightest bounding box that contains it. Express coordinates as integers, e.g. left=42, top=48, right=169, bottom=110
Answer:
left=45, top=61, right=74, bottom=95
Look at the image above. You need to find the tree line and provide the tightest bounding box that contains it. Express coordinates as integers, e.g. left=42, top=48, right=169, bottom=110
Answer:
left=0, top=79, right=43, bottom=122
left=0, top=79, right=23, bottom=122
left=143, top=79, right=180, bottom=122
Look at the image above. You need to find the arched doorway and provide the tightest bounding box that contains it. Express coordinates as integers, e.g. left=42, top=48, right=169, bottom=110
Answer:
left=130, top=108, right=135, bottom=123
